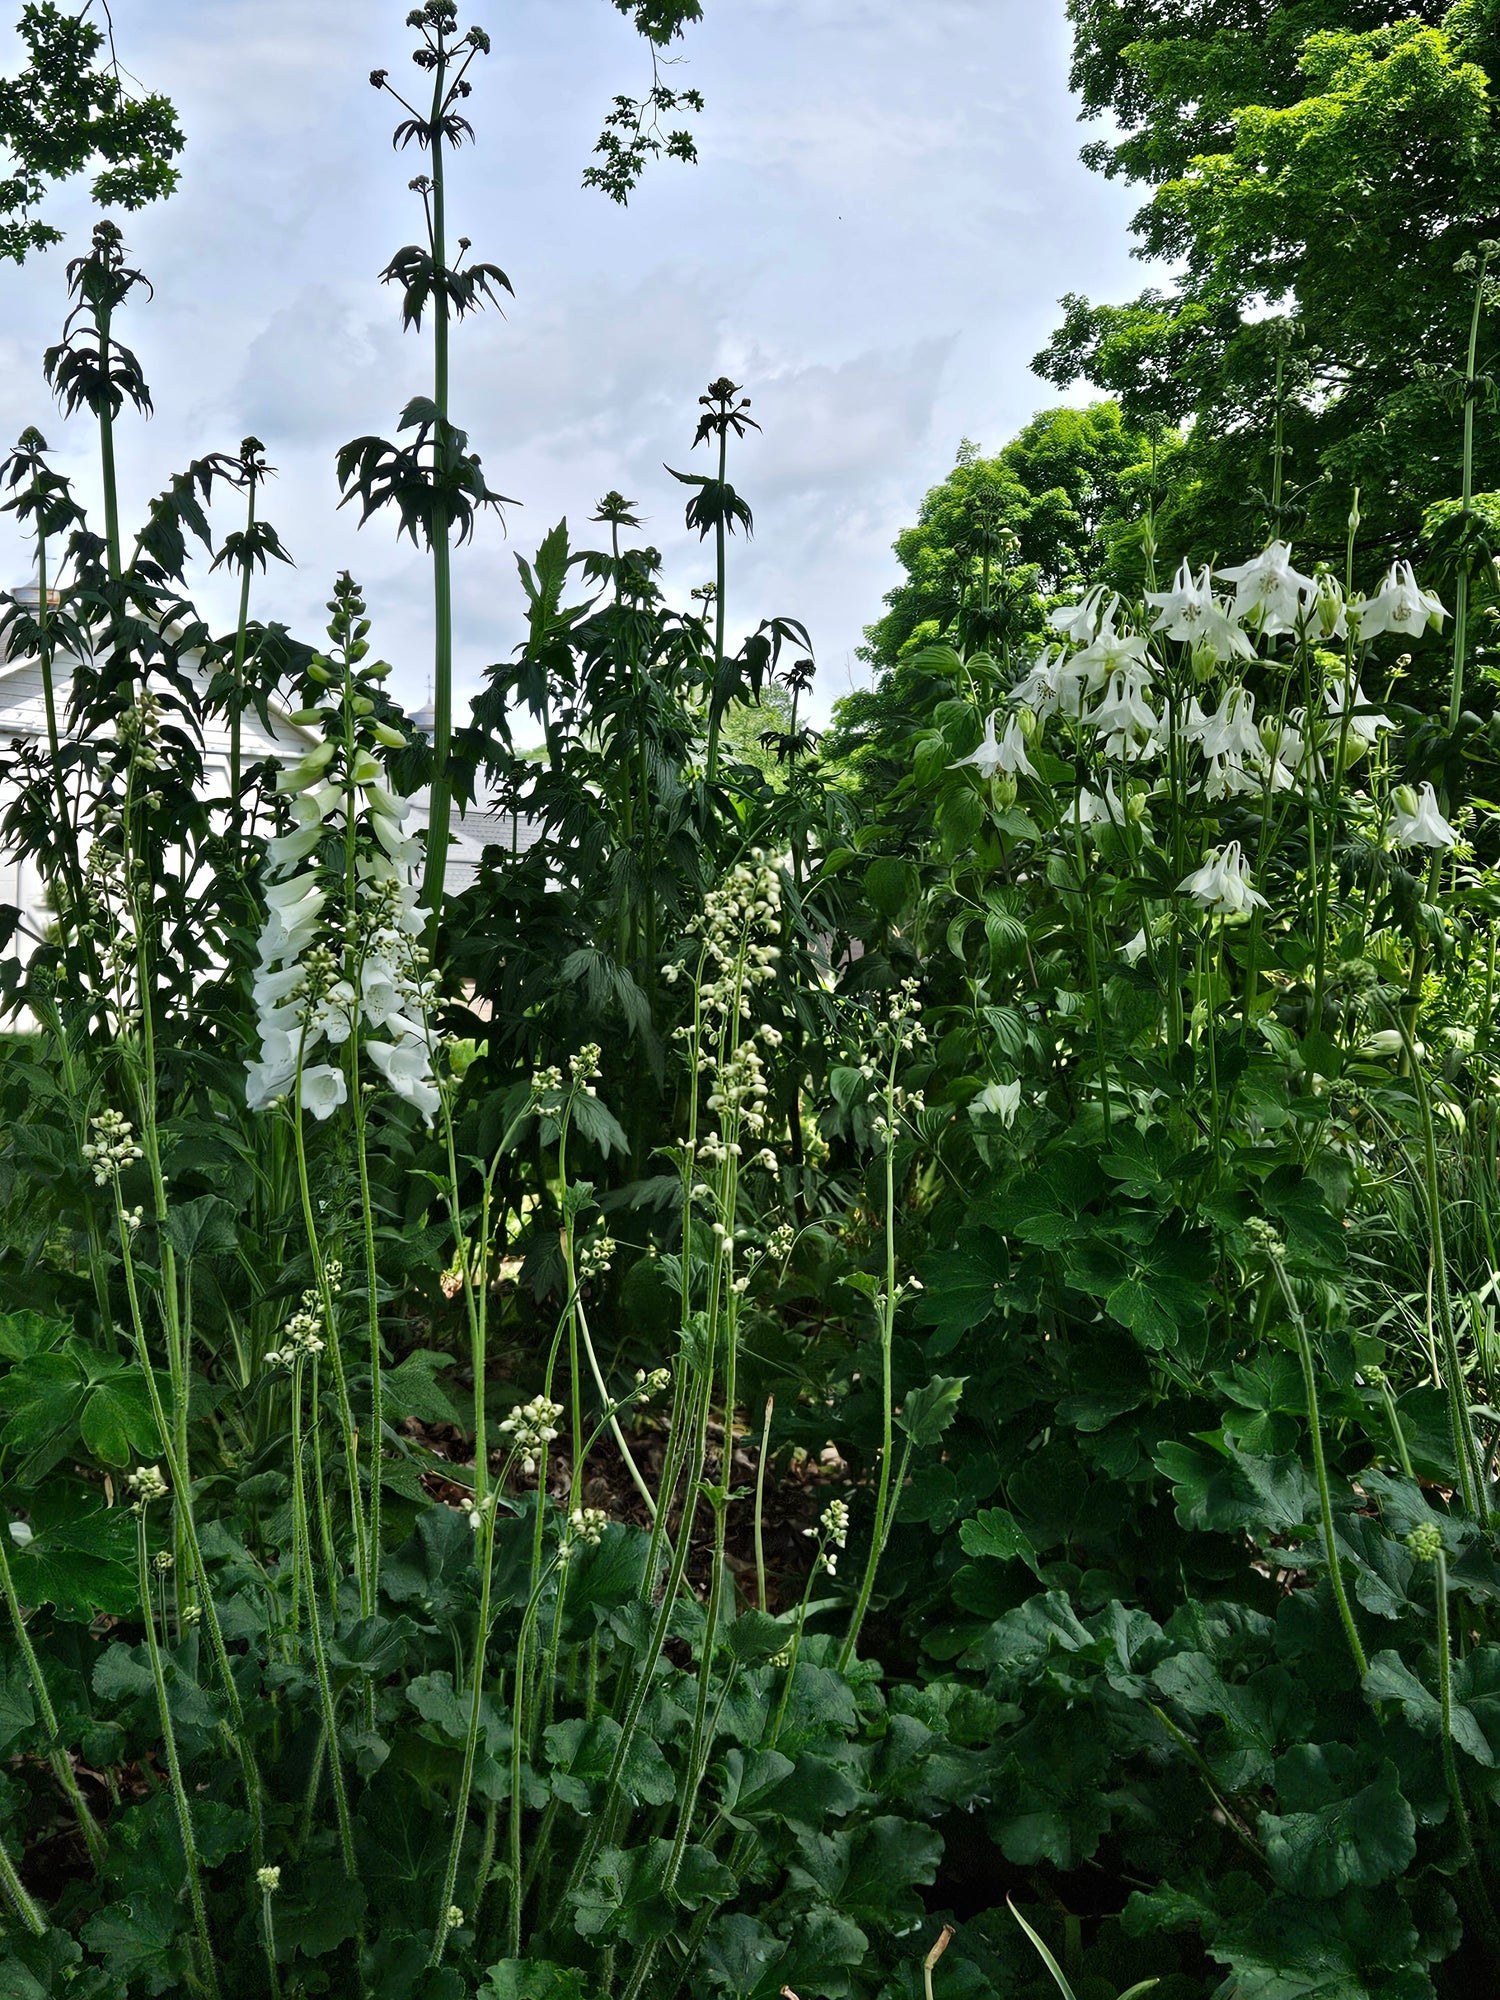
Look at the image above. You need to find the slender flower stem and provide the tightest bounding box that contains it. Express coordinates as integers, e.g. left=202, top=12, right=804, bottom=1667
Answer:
left=1449, top=246, right=1492, bottom=731
left=840, top=1045, right=902, bottom=1670
left=1387, top=1006, right=1487, bottom=1520
left=290, top=1359, right=357, bottom=1880
left=136, top=1510, right=220, bottom=2000
left=260, top=1885, right=283, bottom=2000
left=0, top=1517, right=107, bottom=1867
left=430, top=1502, right=498, bottom=1966
left=421, top=36, right=455, bottom=919
left=1268, top=1261, right=1367, bottom=1678
left=289, top=1097, right=371, bottom=1593
left=0, top=1828, right=46, bottom=1937
left=228, top=466, right=259, bottom=857
left=753, top=1395, right=774, bottom=1612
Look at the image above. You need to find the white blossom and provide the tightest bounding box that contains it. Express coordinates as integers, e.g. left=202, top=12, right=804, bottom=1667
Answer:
left=1350, top=561, right=1446, bottom=640
left=1047, top=584, right=1119, bottom=646
left=1215, top=542, right=1315, bottom=635
left=969, top=1079, right=1022, bottom=1127
left=1389, top=782, right=1459, bottom=849
left=298, top=1064, right=349, bottom=1122
left=1323, top=680, right=1393, bottom=757
left=1145, top=561, right=1254, bottom=661
left=1178, top=842, right=1268, bottom=917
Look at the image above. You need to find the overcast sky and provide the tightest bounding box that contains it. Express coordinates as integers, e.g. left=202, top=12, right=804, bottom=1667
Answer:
left=0, top=0, right=1152, bottom=726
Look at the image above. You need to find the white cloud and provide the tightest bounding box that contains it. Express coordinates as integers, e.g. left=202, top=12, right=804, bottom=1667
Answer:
left=0, top=0, right=1160, bottom=723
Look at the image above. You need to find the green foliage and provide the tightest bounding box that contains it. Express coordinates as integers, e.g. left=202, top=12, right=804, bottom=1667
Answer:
left=0, top=2, right=183, bottom=261
left=1044, top=0, right=1500, bottom=561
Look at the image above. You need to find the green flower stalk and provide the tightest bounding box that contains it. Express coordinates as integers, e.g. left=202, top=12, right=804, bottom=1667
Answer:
left=359, top=7, right=512, bottom=920
left=131, top=1472, right=221, bottom=2000
left=1260, top=1232, right=1368, bottom=1680
left=1447, top=241, right=1496, bottom=730
left=0, top=1828, right=46, bottom=1938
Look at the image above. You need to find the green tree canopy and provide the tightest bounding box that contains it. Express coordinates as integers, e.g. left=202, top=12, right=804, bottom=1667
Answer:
left=1041, top=1, right=1500, bottom=561
left=857, top=402, right=1162, bottom=677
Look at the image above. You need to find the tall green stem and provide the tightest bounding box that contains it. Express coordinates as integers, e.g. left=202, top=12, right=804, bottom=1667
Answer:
left=290, top=1360, right=357, bottom=1879
left=229, top=473, right=258, bottom=855
left=1389, top=1007, right=1486, bottom=1520
left=0, top=1516, right=106, bottom=1866
left=840, top=1049, right=902, bottom=1671
left=0, top=1828, right=46, bottom=1937
left=704, top=424, right=728, bottom=785
left=1269, top=1261, right=1367, bottom=1678
left=1448, top=247, right=1492, bottom=731
left=136, top=1510, right=220, bottom=1998
left=421, top=54, right=455, bottom=920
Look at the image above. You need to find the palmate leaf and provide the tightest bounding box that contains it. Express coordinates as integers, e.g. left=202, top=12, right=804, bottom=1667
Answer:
left=572, top=1840, right=736, bottom=1946
left=1262, top=1749, right=1416, bottom=1900
left=786, top=1816, right=943, bottom=1928
left=700, top=1914, right=788, bottom=2000
left=479, top=1962, right=590, bottom=2000
left=5, top=1494, right=138, bottom=1619
left=0, top=1337, right=164, bottom=1481
left=81, top=1894, right=189, bottom=1998
left=913, top=1226, right=1012, bottom=1354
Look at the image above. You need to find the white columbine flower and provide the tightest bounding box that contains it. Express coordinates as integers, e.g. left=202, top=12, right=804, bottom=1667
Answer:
left=950, top=711, right=1034, bottom=781
left=1388, top=782, right=1459, bottom=849
left=1073, top=774, right=1126, bottom=827
left=1323, top=680, right=1393, bottom=758
left=1215, top=542, right=1316, bottom=635
left=1350, top=561, right=1446, bottom=640
left=1186, top=685, right=1264, bottom=764
left=1087, top=667, right=1160, bottom=756
left=1178, top=842, right=1269, bottom=917
left=1010, top=646, right=1063, bottom=719
left=969, top=1079, right=1022, bottom=1127
left=1145, top=561, right=1255, bottom=662
left=1047, top=584, right=1119, bottom=646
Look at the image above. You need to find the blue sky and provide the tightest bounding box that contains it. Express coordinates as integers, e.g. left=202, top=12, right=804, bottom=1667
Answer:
left=0, top=0, right=1154, bottom=725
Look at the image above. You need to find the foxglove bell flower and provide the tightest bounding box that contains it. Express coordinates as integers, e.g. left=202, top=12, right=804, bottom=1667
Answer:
left=1215, top=542, right=1315, bottom=636
left=1389, top=782, right=1459, bottom=849
left=246, top=575, right=443, bottom=1127
left=1178, top=842, right=1268, bottom=917
left=1350, top=562, right=1446, bottom=639
left=299, top=1064, right=349, bottom=1121
left=365, top=1038, right=442, bottom=1119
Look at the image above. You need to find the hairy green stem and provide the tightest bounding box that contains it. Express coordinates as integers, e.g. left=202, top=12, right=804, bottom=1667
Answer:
left=1269, top=1262, right=1368, bottom=1678
left=136, top=1509, right=220, bottom=1998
